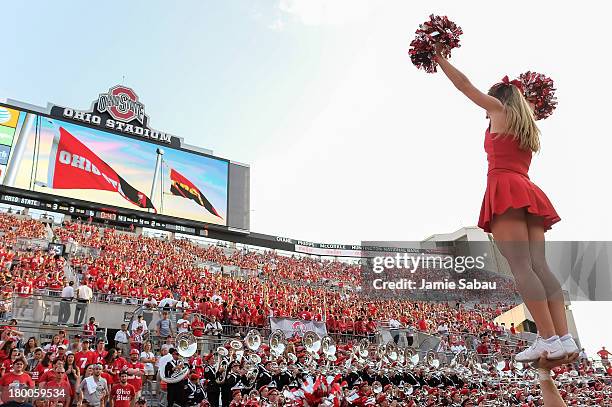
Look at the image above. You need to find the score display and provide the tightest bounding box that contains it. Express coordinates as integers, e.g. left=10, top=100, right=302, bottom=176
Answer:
left=1, top=191, right=199, bottom=236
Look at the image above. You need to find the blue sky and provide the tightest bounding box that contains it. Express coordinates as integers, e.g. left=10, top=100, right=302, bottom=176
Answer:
left=2, top=0, right=612, bottom=356
left=1, top=1, right=355, bottom=161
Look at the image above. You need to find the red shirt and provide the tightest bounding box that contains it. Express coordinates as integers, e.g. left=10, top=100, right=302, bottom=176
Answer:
left=88, top=350, right=107, bottom=365
left=1, top=359, right=13, bottom=371
left=125, top=361, right=145, bottom=392
left=40, top=379, right=71, bottom=405
left=104, top=357, right=127, bottom=386
left=111, top=383, right=136, bottom=407
left=38, top=370, right=70, bottom=386
left=33, top=363, right=52, bottom=383
left=417, top=319, right=427, bottom=331
left=34, top=277, right=47, bottom=290
left=477, top=343, right=489, bottom=355
left=0, top=372, right=34, bottom=402
left=49, top=280, right=63, bottom=291
left=192, top=320, right=204, bottom=337
left=17, top=281, right=33, bottom=297
left=83, top=323, right=97, bottom=338
left=75, top=351, right=90, bottom=373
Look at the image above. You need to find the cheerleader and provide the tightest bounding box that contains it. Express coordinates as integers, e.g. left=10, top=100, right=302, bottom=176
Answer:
left=433, top=44, right=578, bottom=363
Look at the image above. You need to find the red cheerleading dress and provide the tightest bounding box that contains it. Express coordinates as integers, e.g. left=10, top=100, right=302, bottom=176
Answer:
left=478, top=127, right=560, bottom=233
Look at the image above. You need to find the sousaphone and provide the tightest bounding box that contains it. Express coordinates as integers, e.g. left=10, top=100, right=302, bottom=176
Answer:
left=302, top=331, right=321, bottom=354
left=245, top=330, right=262, bottom=351
left=269, top=329, right=287, bottom=357
left=321, top=335, right=337, bottom=359
left=158, top=332, right=197, bottom=383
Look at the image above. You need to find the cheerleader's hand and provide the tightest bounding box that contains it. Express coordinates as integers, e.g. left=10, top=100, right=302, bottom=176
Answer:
left=433, top=43, right=447, bottom=58
left=532, top=351, right=579, bottom=370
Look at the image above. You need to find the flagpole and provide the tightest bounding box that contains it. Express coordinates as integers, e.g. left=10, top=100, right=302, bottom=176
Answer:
left=160, top=158, right=165, bottom=214
left=149, top=148, right=164, bottom=212
left=4, top=113, right=36, bottom=187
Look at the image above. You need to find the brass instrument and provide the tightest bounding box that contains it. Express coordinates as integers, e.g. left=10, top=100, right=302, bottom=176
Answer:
left=426, top=350, right=440, bottom=368
left=302, top=331, right=321, bottom=354
left=159, top=332, right=197, bottom=383
left=269, top=330, right=287, bottom=357
left=397, top=347, right=405, bottom=365
left=230, top=339, right=244, bottom=362
left=466, top=351, right=477, bottom=369
left=245, top=362, right=259, bottom=386
left=303, top=353, right=314, bottom=368
left=451, top=350, right=466, bottom=368
left=358, top=338, right=370, bottom=359
left=247, top=353, right=261, bottom=365
left=214, top=346, right=230, bottom=384
left=385, top=342, right=398, bottom=362
left=407, top=348, right=419, bottom=367
left=177, top=331, right=198, bottom=357
left=321, top=335, right=336, bottom=359
left=245, top=330, right=262, bottom=351
left=230, top=339, right=243, bottom=350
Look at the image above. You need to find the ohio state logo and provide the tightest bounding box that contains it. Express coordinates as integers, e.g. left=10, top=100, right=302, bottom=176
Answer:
left=96, top=85, right=146, bottom=124
left=292, top=321, right=306, bottom=336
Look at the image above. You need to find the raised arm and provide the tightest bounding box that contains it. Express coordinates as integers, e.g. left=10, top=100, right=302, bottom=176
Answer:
left=533, top=352, right=579, bottom=407
left=434, top=46, right=503, bottom=114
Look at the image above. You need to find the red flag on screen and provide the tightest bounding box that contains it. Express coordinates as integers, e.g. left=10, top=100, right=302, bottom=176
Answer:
left=47, top=127, right=156, bottom=212
left=169, top=168, right=221, bottom=217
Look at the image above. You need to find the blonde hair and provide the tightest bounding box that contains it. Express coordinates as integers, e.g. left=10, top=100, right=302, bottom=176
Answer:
left=488, top=84, right=540, bottom=152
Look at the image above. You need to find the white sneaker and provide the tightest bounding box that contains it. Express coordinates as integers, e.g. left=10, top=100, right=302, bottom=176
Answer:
left=561, top=336, right=579, bottom=354
left=515, top=336, right=567, bottom=363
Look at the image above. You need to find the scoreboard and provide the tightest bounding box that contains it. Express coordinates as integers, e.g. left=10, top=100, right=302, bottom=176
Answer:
left=0, top=85, right=249, bottom=235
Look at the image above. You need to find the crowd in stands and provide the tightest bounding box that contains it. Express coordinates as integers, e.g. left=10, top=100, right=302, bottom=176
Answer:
left=0, top=214, right=611, bottom=406
left=0, top=212, right=48, bottom=245
left=58, top=224, right=514, bottom=340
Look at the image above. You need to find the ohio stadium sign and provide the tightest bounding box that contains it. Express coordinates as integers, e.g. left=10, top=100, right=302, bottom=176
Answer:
left=49, top=85, right=176, bottom=145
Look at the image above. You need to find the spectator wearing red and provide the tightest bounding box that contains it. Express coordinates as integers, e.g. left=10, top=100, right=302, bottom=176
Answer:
left=83, top=316, right=98, bottom=343
left=125, top=349, right=145, bottom=397
left=32, top=352, right=54, bottom=384
left=192, top=314, right=205, bottom=338
left=14, top=278, right=33, bottom=317
left=103, top=348, right=127, bottom=387
left=75, top=339, right=92, bottom=374
left=1, top=348, right=20, bottom=372
left=88, top=339, right=108, bottom=365
left=597, top=346, right=610, bottom=360
left=477, top=340, right=489, bottom=356
left=0, top=356, right=34, bottom=403
left=110, top=370, right=136, bottom=407
left=38, top=358, right=70, bottom=388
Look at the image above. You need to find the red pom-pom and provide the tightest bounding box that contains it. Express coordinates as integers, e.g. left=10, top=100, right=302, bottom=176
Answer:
left=518, top=71, right=558, bottom=120
left=409, top=14, right=463, bottom=73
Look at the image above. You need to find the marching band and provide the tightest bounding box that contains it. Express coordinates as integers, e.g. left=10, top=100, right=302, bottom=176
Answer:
left=155, top=328, right=608, bottom=406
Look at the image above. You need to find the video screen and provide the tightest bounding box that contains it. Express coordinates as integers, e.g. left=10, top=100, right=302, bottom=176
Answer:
left=0, top=105, right=229, bottom=226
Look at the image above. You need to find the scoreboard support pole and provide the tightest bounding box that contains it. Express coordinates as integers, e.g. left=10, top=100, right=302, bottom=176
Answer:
left=3, top=113, right=36, bottom=187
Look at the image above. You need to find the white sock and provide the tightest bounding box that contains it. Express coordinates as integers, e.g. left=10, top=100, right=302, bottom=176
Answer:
left=543, top=335, right=559, bottom=343
left=560, top=334, right=573, bottom=341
